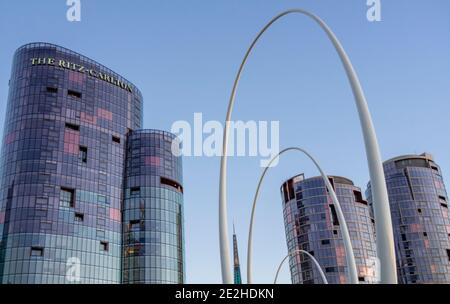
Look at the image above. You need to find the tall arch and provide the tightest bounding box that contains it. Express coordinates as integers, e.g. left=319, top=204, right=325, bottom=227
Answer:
left=219, top=9, right=396, bottom=284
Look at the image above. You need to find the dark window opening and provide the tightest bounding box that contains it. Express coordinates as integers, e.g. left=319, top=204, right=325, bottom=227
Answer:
left=329, top=204, right=340, bottom=226
left=333, top=230, right=338, bottom=235
left=46, top=87, right=58, bottom=93
left=321, top=239, right=330, bottom=245
left=371, top=218, right=375, bottom=224
left=100, top=241, right=109, bottom=252
left=282, top=183, right=289, bottom=203
left=31, top=247, right=44, bottom=257
left=287, top=179, right=295, bottom=201
left=423, top=232, right=428, bottom=237
left=431, top=166, right=439, bottom=172
left=418, top=208, right=422, bottom=214
left=129, top=220, right=141, bottom=234
left=79, top=146, right=87, bottom=163
left=75, top=212, right=84, bottom=222
left=130, top=187, right=140, bottom=196
left=447, top=249, right=450, bottom=262
left=60, top=187, right=75, bottom=208
left=358, top=277, right=365, bottom=282
left=65, top=123, right=80, bottom=131
left=328, top=178, right=335, bottom=192
left=112, top=136, right=121, bottom=144
left=325, top=267, right=336, bottom=273
left=354, top=191, right=367, bottom=205
left=160, top=177, right=183, bottom=193
left=68, top=89, right=82, bottom=98
left=439, top=196, right=448, bottom=208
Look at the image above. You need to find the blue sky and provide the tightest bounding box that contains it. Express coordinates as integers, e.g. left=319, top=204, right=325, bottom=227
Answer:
left=0, top=0, right=449, bottom=284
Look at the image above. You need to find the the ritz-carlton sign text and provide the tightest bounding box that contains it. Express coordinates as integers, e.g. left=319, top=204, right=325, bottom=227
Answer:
left=31, top=57, right=133, bottom=93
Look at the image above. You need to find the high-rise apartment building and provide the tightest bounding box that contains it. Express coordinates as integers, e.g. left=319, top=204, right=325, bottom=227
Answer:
left=280, top=174, right=378, bottom=284
left=122, top=130, right=184, bottom=284
left=367, top=153, right=450, bottom=284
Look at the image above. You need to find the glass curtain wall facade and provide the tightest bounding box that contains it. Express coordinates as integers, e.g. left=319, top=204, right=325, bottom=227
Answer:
left=280, top=174, right=378, bottom=284
left=122, top=130, right=184, bottom=284
left=0, top=43, right=142, bottom=284
left=366, top=153, right=450, bottom=284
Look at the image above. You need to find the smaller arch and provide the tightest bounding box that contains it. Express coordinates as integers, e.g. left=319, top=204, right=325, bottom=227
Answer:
left=274, top=249, right=328, bottom=284
left=247, top=147, right=358, bottom=284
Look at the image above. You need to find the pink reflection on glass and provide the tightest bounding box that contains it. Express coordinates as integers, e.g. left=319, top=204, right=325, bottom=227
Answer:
left=410, top=223, right=422, bottom=233
left=81, top=112, right=97, bottom=125
left=110, top=208, right=121, bottom=222
left=145, top=156, right=161, bottom=166
left=68, top=71, right=85, bottom=84
left=97, top=108, right=113, bottom=121
left=64, top=130, right=80, bottom=155
left=5, top=132, right=16, bottom=144
left=336, top=245, right=345, bottom=266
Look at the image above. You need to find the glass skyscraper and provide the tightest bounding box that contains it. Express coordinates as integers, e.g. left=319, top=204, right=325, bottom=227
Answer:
left=122, top=130, right=184, bottom=284
left=367, top=153, right=450, bottom=284
left=280, top=174, right=378, bottom=284
left=0, top=43, right=185, bottom=284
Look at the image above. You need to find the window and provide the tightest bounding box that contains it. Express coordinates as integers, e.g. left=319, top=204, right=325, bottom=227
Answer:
left=47, top=87, right=58, bottom=93
left=112, top=136, right=121, bottom=144
left=447, top=249, right=450, bottom=262
left=329, top=204, right=339, bottom=226
left=60, top=187, right=75, bottom=208
left=354, top=191, right=367, bottom=205
left=75, top=212, right=84, bottom=222
left=358, top=277, right=365, bottom=282
left=333, top=230, right=338, bottom=235
left=31, top=247, right=44, bottom=257
left=130, top=220, right=141, bottom=231
left=130, top=187, right=140, bottom=196
left=325, top=267, right=336, bottom=273
left=328, top=178, right=335, bottom=192
left=160, top=177, right=183, bottom=193
left=100, top=241, right=109, bottom=252
left=68, top=89, right=82, bottom=98
left=79, top=146, right=87, bottom=163
left=423, top=232, right=428, bottom=237
left=418, top=208, right=422, bottom=214
left=439, top=196, right=448, bottom=208
left=321, top=239, right=330, bottom=245
left=65, top=123, right=80, bottom=131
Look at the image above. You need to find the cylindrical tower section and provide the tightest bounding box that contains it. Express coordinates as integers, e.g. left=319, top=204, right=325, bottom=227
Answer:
left=280, top=174, right=378, bottom=284
left=0, top=43, right=142, bottom=284
left=367, top=153, right=450, bottom=284
left=122, top=130, right=184, bottom=284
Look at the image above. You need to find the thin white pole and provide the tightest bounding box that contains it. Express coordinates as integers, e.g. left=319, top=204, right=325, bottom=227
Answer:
left=219, top=9, right=397, bottom=284
left=247, top=147, right=358, bottom=284
left=274, top=249, right=328, bottom=284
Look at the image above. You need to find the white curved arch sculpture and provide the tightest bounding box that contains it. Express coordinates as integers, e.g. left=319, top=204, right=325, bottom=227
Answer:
left=247, top=147, right=358, bottom=284
left=274, top=249, right=328, bottom=284
left=219, top=8, right=396, bottom=284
